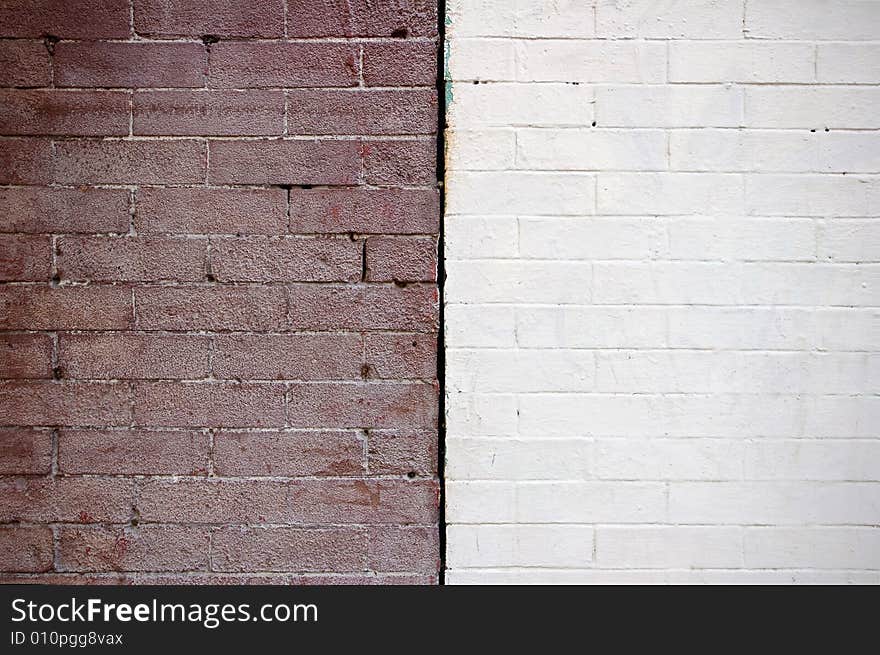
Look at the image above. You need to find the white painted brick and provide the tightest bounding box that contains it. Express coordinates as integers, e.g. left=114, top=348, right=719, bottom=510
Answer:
left=515, top=482, right=667, bottom=523
left=448, top=82, right=594, bottom=127
left=596, top=0, right=744, bottom=38
left=819, top=132, right=880, bottom=173
left=447, top=38, right=516, bottom=81
left=516, top=41, right=666, bottom=83
left=669, top=41, right=815, bottom=83
left=446, top=129, right=516, bottom=170
left=516, top=128, right=667, bottom=171
left=516, top=306, right=668, bottom=349
left=446, top=0, right=515, bottom=37
left=744, top=528, right=880, bottom=569
left=818, top=220, right=880, bottom=262
left=594, top=438, right=743, bottom=480
left=667, top=569, right=880, bottom=584
left=666, top=306, right=816, bottom=350
left=745, top=175, right=879, bottom=216
left=596, top=526, right=743, bottom=569
left=446, top=260, right=592, bottom=303
left=446, top=393, right=518, bottom=437
left=447, top=171, right=595, bottom=215
left=446, top=481, right=517, bottom=523
left=667, top=217, right=816, bottom=261
left=514, top=0, right=595, bottom=38
left=815, top=308, right=880, bottom=351
left=446, top=438, right=593, bottom=479
left=447, top=524, right=594, bottom=567
left=669, top=130, right=819, bottom=172
left=745, top=0, right=880, bottom=40
left=803, top=396, right=879, bottom=439
left=817, top=44, right=880, bottom=84
left=596, top=85, right=743, bottom=128
left=597, top=173, right=744, bottom=214
left=446, top=569, right=669, bottom=584
left=745, top=440, right=880, bottom=481
left=445, top=304, right=517, bottom=348
left=444, top=216, right=518, bottom=259
left=446, top=349, right=595, bottom=392
left=745, top=87, right=880, bottom=129
left=519, top=217, right=665, bottom=259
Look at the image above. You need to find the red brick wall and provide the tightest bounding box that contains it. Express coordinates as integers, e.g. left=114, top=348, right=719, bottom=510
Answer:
left=0, top=1, right=440, bottom=584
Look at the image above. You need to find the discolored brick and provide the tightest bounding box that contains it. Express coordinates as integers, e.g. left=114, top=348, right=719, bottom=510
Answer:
left=57, top=236, right=206, bottom=282
left=208, top=42, right=359, bottom=88
left=0, top=0, right=130, bottom=38
left=58, top=525, right=209, bottom=572
left=0, top=286, right=132, bottom=330
left=212, top=333, right=362, bottom=380
left=0, top=476, right=134, bottom=523
left=0, top=333, right=53, bottom=379
left=0, top=187, right=130, bottom=234
left=0, top=234, right=51, bottom=281
left=0, top=527, right=54, bottom=573
left=135, top=0, right=284, bottom=37
left=0, top=381, right=131, bottom=427
left=0, top=428, right=53, bottom=474
left=362, top=42, right=438, bottom=87
left=288, top=188, right=440, bottom=234
left=287, top=382, right=438, bottom=429
left=368, top=526, right=439, bottom=573
left=210, top=236, right=361, bottom=283
left=59, top=428, right=209, bottom=475
left=368, top=429, right=438, bottom=476
left=0, top=90, right=129, bottom=136
left=134, top=286, right=286, bottom=331
left=208, top=139, right=360, bottom=185
left=213, top=527, right=365, bottom=572
left=286, top=89, right=437, bottom=136
left=0, top=138, right=53, bottom=185
left=0, top=41, right=52, bottom=87
left=365, top=236, right=438, bottom=282
left=55, top=42, right=205, bottom=88
left=363, top=139, right=437, bottom=185
left=133, top=90, right=285, bottom=136
left=286, top=0, right=438, bottom=37
left=54, top=140, right=207, bottom=185
left=365, top=333, right=438, bottom=379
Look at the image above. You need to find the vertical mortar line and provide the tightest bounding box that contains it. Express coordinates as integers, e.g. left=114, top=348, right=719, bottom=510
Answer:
left=358, top=43, right=365, bottom=87
left=51, top=524, right=61, bottom=572
left=128, top=0, right=135, bottom=37
left=50, top=428, right=59, bottom=478
left=207, top=429, right=215, bottom=477
left=282, top=0, right=289, bottom=39
left=128, top=89, right=134, bottom=137
left=204, top=139, right=210, bottom=185
left=813, top=44, right=819, bottom=82
left=283, top=90, right=289, bottom=136
left=128, top=187, right=137, bottom=235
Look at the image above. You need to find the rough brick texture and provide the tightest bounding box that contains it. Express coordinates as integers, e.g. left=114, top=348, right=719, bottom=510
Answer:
left=0, top=1, right=439, bottom=585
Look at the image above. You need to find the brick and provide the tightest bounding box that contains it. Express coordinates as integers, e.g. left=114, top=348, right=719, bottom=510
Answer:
left=745, top=440, right=880, bottom=482
left=0, top=234, right=50, bottom=281
left=744, top=528, right=880, bottom=569
left=446, top=172, right=594, bottom=215
left=0, top=187, right=129, bottom=234
left=819, top=220, right=880, bottom=262
left=362, top=42, right=437, bottom=86
left=208, top=139, right=360, bottom=185
left=446, top=130, right=516, bottom=171
left=54, top=140, right=207, bottom=185
left=289, top=188, right=439, bottom=235
left=0, top=527, right=53, bottom=573
left=669, top=42, right=815, bottom=83
left=443, top=216, right=518, bottom=259
left=449, top=83, right=594, bottom=128
left=0, top=90, right=129, bottom=136
left=136, top=478, right=438, bottom=524
left=518, top=217, right=663, bottom=260
left=516, top=40, right=666, bottom=83
left=0, top=381, right=131, bottom=426
left=448, top=38, right=516, bottom=82
left=0, top=476, right=133, bottom=523
left=0, top=0, right=130, bottom=38
left=0, top=138, right=53, bottom=185
left=287, top=382, right=437, bottom=429
left=287, top=0, right=437, bottom=37
left=596, top=0, right=742, bottom=38
left=598, top=173, right=744, bottom=215
left=0, top=40, right=51, bottom=87
left=287, top=89, right=437, bottom=136
left=213, top=527, right=365, bottom=572
left=817, top=44, right=880, bottom=84
left=448, top=524, right=593, bottom=568
left=210, top=236, right=361, bottom=283
left=288, top=284, right=438, bottom=331
left=594, top=438, right=743, bottom=480
left=58, top=333, right=210, bottom=380
left=364, top=333, right=437, bottom=379
left=0, top=333, right=53, bottom=379
left=446, top=437, right=593, bottom=481
left=212, top=334, right=361, bottom=381
left=134, top=382, right=286, bottom=428
left=208, top=42, right=358, bottom=88
left=0, top=428, right=52, bottom=474
left=136, top=187, right=286, bottom=235
left=669, top=130, right=818, bottom=173
left=515, top=128, right=667, bottom=171
left=55, top=42, right=205, bottom=88
left=135, top=0, right=284, bottom=37
left=134, top=286, right=286, bottom=331
left=745, top=0, right=880, bottom=40
left=745, top=87, right=880, bottom=129
left=133, top=90, right=285, bottom=137
left=596, top=527, right=743, bottom=569
left=368, top=526, right=438, bottom=573
left=57, top=236, right=206, bottom=283
left=445, top=260, right=592, bottom=303
left=59, top=428, right=209, bottom=475
left=213, top=429, right=365, bottom=476
left=365, top=236, right=437, bottom=282
left=367, top=429, right=437, bottom=476
left=595, top=85, right=743, bottom=128
left=0, top=286, right=132, bottom=330
left=58, top=526, right=209, bottom=572
left=363, top=139, right=436, bottom=185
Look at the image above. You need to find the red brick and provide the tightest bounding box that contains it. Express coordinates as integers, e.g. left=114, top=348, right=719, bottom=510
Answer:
left=58, top=333, right=210, bottom=379
left=127, top=573, right=287, bottom=585
left=54, top=140, right=206, bottom=185
left=213, top=429, right=365, bottom=476
left=57, top=236, right=206, bottom=283
left=368, top=526, right=439, bottom=573
left=365, top=333, right=437, bottom=379
left=0, top=187, right=130, bottom=234
left=210, top=236, right=361, bottom=283
left=287, top=382, right=438, bottom=429
left=0, top=428, right=53, bottom=474
left=0, top=476, right=133, bottom=523
left=213, top=527, right=364, bottom=572
left=0, top=234, right=51, bottom=281
left=135, top=0, right=284, bottom=38
left=0, top=0, right=130, bottom=38
left=0, top=527, right=53, bottom=573
left=208, top=139, right=359, bottom=185
left=212, top=333, right=361, bottom=380
left=0, top=381, right=131, bottom=426
left=134, top=286, right=286, bottom=331
left=0, top=138, right=53, bottom=185
left=0, top=286, right=132, bottom=330
left=0, top=573, right=128, bottom=584
left=363, top=139, right=436, bottom=185
left=134, top=382, right=286, bottom=428
left=136, top=478, right=438, bottom=524
left=287, top=0, right=437, bottom=37
left=137, top=187, right=286, bottom=235
left=288, top=284, right=439, bottom=331
left=208, top=42, right=358, bottom=88
left=289, top=573, right=436, bottom=585
left=286, top=89, right=437, bottom=136
left=368, top=429, right=438, bottom=476
left=59, top=428, right=209, bottom=475
left=362, top=42, right=437, bottom=86
left=289, top=188, right=440, bottom=234
left=365, top=236, right=437, bottom=282
left=0, top=333, right=53, bottom=379
left=58, top=525, right=209, bottom=572
left=0, top=90, right=129, bottom=136
left=0, top=40, right=51, bottom=87
left=55, top=42, right=205, bottom=88
left=133, top=90, right=284, bottom=137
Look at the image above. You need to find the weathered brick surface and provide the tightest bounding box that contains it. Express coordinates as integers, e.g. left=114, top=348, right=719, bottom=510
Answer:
left=0, top=1, right=439, bottom=584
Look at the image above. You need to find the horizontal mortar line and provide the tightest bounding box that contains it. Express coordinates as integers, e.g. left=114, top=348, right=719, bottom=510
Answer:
left=444, top=257, right=871, bottom=264
left=4, top=134, right=438, bottom=141
left=453, top=167, right=880, bottom=174
left=447, top=391, right=880, bottom=397
left=35, top=36, right=438, bottom=44
left=0, top=280, right=440, bottom=287
left=446, top=347, right=877, bottom=354
left=51, top=377, right=438, bottom=383
left=23, top=86, right=438, bottom=92
left=0, top=182, right=439, bottom=190
left=445, top=522, right=880, bottom=529
left=446, top=35, right=880, bottom=43
left=445, top=436, right=880, bottom=441
left=3, top=521, right=439, bottom=529
left=21, top=426, right=430, bottom=433
left=1, top=473, right=440, bottom=481
left=449, top=477, right=880, bottom=483
left=2, top=330, right=440, bottom=336
left=444, top=302, right=880, bottom=309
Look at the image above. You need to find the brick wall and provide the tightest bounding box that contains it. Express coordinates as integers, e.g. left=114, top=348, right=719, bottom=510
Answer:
left=444, top=0, right=880, bottom=583
left=0, top=1, right=440, bottom=584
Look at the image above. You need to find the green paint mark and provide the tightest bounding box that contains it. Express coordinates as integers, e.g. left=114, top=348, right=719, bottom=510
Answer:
left=445, top=80, right=453, bottom=107
left=443, top=38, right=452, bottom=81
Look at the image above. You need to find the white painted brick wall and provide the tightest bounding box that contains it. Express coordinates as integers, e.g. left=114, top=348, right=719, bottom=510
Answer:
left=444, top=0, right=880, bottom=584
